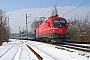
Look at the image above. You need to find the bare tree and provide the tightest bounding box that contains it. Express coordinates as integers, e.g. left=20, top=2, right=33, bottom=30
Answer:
left=69, top=13, right=90, bottom=43
left=0, top=10, right=10, bottom=46
left=31, top=17, right=45, bottom=30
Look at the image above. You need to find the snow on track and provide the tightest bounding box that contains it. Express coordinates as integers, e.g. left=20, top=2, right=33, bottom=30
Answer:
left=60, top=42, right=90, bottom=52
left=0, top=43, right=20, bottom=60
left=26, top=43, right=56, bottom=60
left=27, top=40, right=90, bottom=60
left=0, top=39, right=89, bottom=60
left=19, top=43, right=38, bottom=60
left=0, top=39, right=39, bottom=60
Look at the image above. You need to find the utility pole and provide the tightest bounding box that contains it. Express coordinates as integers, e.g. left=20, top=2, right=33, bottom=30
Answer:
left=19, top=26, right=21, bottom=40
left=0, top=17, right=2, bottom=45
left=26, top=14, right=28, bottom=39
left=25, top=14, right=31, bottom=39
left=7, top=18, right=9, bottom=42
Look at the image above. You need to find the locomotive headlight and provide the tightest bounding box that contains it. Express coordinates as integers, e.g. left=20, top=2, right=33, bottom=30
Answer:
left=51, top=29, right=55, bottom=33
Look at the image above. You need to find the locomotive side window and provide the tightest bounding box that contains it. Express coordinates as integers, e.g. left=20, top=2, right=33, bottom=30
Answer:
left=54, top=20, right=66, bottom=28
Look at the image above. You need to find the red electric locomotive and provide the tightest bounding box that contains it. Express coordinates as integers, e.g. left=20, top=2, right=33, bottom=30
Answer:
left=36, top=7, right=70, bottom=43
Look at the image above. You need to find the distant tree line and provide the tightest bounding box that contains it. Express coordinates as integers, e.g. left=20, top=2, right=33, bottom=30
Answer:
left=68, top=13, right=90, bottom=43
left=0, top=10, right=10, bottom=46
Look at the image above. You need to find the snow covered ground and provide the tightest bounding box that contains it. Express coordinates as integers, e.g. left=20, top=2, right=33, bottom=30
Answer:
left=0, top=39, right=90, bottom=60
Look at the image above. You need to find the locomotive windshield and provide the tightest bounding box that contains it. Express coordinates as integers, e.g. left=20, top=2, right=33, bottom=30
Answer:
left=54, top=20, right=66, bottom=28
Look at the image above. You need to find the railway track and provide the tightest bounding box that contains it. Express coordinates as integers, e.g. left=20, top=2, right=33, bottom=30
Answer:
left=0, top=41, right=40, bottom=60
left=20, top=40, right=56, bottom=60
left=26, top=43, right=56, bottom=60
left=55, top=42, right=90, bottom=52
left=0, top=39, right=89, bottom=60
left=0, top=40, right=56, bottom=60
left=19, top=43, right=38, bottom=60
left=0, top=43, right=16, bottom=58
left=26, top=44, right=43, bottom=60
left=0, top=43, right=21, bottom=60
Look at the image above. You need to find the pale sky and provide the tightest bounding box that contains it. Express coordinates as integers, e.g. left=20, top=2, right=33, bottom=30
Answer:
left=0, top=0, right=89, bottom=12
left=0, top=0, right=90, bottom=33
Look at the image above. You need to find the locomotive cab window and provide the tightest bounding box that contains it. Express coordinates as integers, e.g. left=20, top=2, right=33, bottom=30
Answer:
left=54, top=20, right=66, bottom=28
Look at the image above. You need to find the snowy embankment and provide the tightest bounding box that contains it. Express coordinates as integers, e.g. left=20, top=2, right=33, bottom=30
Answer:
left=0, top=39, right=38, bottom=60
left=26, top=41, right=90, bottom=60
left=0, top=39, right=90, bottom=60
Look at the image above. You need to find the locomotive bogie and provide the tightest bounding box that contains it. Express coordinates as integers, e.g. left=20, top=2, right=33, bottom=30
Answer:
left=36, top=34, right=69, bottom=43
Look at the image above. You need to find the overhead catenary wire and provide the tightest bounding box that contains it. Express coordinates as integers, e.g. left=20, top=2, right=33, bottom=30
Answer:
left=34, top=0, right=54, bottom=20
left=54, top=0, right=62, bottom=6
left=29, top=0, right=90, bottom=22
left=44, top=0, right=90, bottom=18
left=30, top=0, right=62, bottom=20
left=44, top=0, right=77, bottom=17
left=60, top=0, right=77, bottom=12
left=27, top=0, right=45, bottom=24
left=30, top=0, right=45, bottom=15
left=63, top=0, right=90, bottom=17
left=43, top=0, right=62, bottom=16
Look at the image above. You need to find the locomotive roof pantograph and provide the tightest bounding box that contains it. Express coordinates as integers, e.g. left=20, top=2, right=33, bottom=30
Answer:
left=51, top=6, right=58, bottom=17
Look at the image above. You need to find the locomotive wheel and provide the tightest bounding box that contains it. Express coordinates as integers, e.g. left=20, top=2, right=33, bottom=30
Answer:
left=50, top=39, right=56, bottom=44
left=37, top=38, right=41, bottom=42
left=46, top=38, right=51, bottom=43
